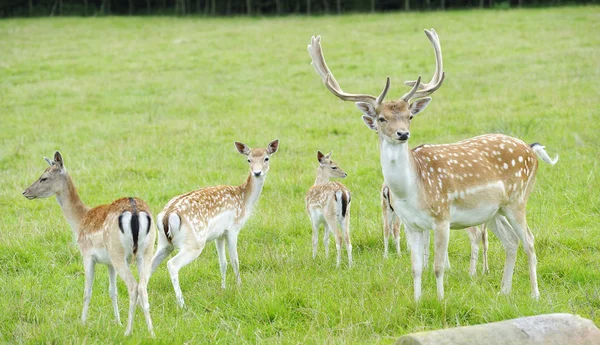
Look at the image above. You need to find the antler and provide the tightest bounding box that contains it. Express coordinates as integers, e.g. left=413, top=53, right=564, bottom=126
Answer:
left=403, top=29, right=445, bottom=100
left=308, top=35, right=390, bottom=105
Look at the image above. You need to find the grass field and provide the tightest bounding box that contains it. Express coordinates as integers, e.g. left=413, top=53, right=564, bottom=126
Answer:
left=1, top=7, right=599, bottom=343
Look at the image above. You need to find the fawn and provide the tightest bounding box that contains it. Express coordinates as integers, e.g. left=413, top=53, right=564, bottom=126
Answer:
left=23, top=151, right=155, bottom=336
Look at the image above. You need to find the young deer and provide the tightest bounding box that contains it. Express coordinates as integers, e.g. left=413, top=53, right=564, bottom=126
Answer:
left=22, top=152, right=155, bottom=336
left=382, top=183, right=489, bottom=276
left=150, top=139, right=279, bottom=307
left=306, top=151, right=352, bottom=267
left=308, top=29, right=557, bottom=300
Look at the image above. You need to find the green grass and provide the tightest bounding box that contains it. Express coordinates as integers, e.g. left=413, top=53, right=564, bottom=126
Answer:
left=1, top=7, right=599, bottom=343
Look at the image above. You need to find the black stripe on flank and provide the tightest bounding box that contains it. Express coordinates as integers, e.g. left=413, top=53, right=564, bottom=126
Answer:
left=128, top=198, right=139, bottom=255
left=145, top=213, right=151, bottom=235
left=118, top=214, right=125, bottom=234
left=341, top=191, right=349, bottom=218
left=163, top=213, right=171, bottom=241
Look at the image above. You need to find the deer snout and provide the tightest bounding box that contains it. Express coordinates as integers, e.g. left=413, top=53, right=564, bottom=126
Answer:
left=253, top=171, right=262, bottom=177
left=396, top=131, right=410, bottom=141
left=22, top=189, right=34, bottom=199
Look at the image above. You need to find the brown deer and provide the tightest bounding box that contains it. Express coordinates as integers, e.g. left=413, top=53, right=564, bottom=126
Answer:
left=150, top=140, right=279, bottom=307
left=308, top=29, right=557, bottom=300
left=306, top=151, right=352, bottom=267
left=382, top=183, right=489, bottom=276
left=22, top=151, right=155, bottom=336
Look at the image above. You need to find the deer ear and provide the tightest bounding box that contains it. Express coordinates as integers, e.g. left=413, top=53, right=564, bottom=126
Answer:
left=317, top=151, right=325, bottom=163
left=267, top=139, right=279, bottom=155
left=356, top=102, right=377, bottom=117
left=325, top=151, right=332, bottom=159
left=409, top=97, right=431, bottom=116
left=53, top=151, right=64, bottom=168
left=44, top=157, right=53, bottom=166
left=235, top=142, right=251, bottom=155
left=362, top=115, right=377, bottom=131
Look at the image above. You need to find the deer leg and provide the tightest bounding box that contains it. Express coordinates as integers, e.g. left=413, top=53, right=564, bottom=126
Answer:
left=487, top=216, right=519, bottom=295
left=150, top=238, right=174, bottom=274
left=465, top=226, right=480, bottom=277
left=325, top=217, right=342, bottom=267
left=323, top=222, right=331, bottom=258
left=107, top=265, right=121, bottom=325
left=226, top=232, right=242, bottom=286
left=81, top=257, right=95, bottom=324
left=215, top=237, right=228, bottom=289
left=502, top=207, right=539, bottom=299
left=340, top=211, right=352, bottom=267
left=136, top=254, right=154, bottom=337
left=482, top=224, right=489, bottom=274
left=434, top=221, right=450, bottom=300
left=166, top=243, right=204, bottom=308
left=112, top=256, right=138, bottom=336
left=422, top=229, right=430, bottom=270
left=382, top=202, right=391, bottom=258
left=392, top=215, right=402, bottom=256
left=405, top=227, right=426, bottom=301
left=310, top=214, right=320, bottom=259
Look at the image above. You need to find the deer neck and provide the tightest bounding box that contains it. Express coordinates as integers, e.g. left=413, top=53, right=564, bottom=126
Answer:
left=240, top=173, right=266, bottom=215
left=55, top=174, right=89, bottom=237
left=379, top=139, right=418, bottom=199
left=314, top=167, right=330, bottom=186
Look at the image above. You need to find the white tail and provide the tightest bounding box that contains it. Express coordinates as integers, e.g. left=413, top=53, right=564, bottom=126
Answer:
left=23, top=151, right=156, bottom=337
left=309, top=30, right=557, bottom=300
left=150, top=139, right=279, bottom=308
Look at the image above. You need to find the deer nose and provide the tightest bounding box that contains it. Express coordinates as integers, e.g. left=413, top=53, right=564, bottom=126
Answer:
left=397, top=131, right=410, bottom=141
left=253, top=171, right=262, bottom=177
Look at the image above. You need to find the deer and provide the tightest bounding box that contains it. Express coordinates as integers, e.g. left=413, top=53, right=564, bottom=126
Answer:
left=382, top=183, right=489, bottom=276
left=306, top=151, right=352, bottom=267
left=150, top=139, right=279, bottom=308
left=22, top=151, right=156, bottom=336
left=308, top=29, right=558, bottom=300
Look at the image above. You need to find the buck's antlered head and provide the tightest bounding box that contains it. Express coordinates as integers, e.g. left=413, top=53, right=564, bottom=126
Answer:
left=308, top=29, right=445, bottom=144
left=317, top=150, right=347, bottom=179
left=235, top=139, right=279, bottom=178
left=23, top=151, right=68, bottom=200
left=357, top=97, right=432, bottom=143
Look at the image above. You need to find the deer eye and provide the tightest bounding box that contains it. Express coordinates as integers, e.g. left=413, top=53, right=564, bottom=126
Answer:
left=40, top=178, right=47, bottom=182
left=378, top=117, right=387, bottom=123
left=264, top=157, right=269, bottom=162
left=409, top=115, right=414, bottom=120
left=247, top=159, right=251, bottom=163
left=332, top=167, right=337, bottom=170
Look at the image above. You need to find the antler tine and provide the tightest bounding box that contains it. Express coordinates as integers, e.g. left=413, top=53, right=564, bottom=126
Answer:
left=400, top=76, right=421, bottom=101
left=308, top=35, right=389, bottom=104
left=403, top=29, right=444, bottom=99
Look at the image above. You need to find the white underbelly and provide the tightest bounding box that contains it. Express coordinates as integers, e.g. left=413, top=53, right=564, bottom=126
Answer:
left=92, top=247, right=111, bottom=265
left=205, top=210, right=237, bottom=242
left=449, top=204, right=499, bottom=229
left=308, top=208, right=326, bottom=226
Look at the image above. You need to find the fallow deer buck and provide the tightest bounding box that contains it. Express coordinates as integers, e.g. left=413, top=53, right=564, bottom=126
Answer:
left=150, top=139, right=279, bottom=307
left=306, top=151, right=352, bottom=267
left=308, top=30, right=558, bottom=300
left=22, top=152, right=155, bottom=336
left=382, top=183, right=489, bottom=277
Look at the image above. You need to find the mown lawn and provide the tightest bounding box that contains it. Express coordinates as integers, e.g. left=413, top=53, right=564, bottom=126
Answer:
left=1, top=7, right=599, bottom=344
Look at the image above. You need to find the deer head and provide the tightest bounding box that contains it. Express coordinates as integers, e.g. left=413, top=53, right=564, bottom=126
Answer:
left=317, top=150, right=348, bottom=179
left=23, top=151, right=69, bottom=199
left=235, top=139, right=279, bottom=177
left=308, top=29, right=445, bottom=144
